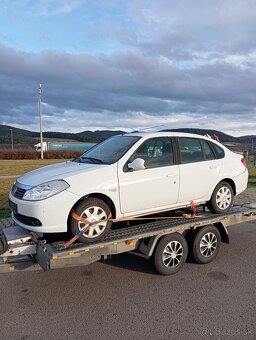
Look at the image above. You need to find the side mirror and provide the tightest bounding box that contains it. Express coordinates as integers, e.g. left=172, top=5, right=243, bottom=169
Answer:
left=127, top=158, right=145, bottom=171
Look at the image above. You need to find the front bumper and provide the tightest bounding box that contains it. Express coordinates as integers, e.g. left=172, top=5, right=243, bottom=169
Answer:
left=9, top=190, right=80, bottom=233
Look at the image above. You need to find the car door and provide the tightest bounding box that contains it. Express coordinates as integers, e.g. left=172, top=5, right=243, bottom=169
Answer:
left=177, top=137, right=222, bottom=203
left=118, top=137, right=179, bottom=215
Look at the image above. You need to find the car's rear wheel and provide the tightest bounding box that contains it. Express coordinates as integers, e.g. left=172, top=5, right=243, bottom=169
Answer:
left=70, top=197, right=112, bottom=243
left=207, top=181, right=234, bottom=214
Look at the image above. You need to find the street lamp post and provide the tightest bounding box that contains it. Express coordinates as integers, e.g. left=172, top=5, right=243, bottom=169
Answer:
left=38, top=84, right=44, bottom=160
left=10, top=129, right=13, bottom=151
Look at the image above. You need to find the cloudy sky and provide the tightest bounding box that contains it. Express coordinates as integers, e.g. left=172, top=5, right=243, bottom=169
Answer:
left=0, top=0, right=256, bottom=136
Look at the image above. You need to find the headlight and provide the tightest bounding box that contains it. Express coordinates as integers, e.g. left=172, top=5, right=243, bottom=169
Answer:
left=23, top=180, right=70, bottom=201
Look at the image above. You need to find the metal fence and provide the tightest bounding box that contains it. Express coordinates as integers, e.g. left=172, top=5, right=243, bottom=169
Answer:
left=245, top=155, right=256, bottom=167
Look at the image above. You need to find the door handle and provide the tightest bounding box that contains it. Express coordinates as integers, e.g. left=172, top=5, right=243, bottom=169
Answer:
left=209, top=165, right=218, bottom=169
left=166, top=174, right=176, bottom=178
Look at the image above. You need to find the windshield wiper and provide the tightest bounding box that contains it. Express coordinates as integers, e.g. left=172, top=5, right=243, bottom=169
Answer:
left=81, top=157, right=104, bottom=163
left=72, top=156, right=82, bottom=162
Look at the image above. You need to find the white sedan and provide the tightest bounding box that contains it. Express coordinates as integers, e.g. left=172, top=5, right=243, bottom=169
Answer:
left=9, top=132, right=248, bottom=242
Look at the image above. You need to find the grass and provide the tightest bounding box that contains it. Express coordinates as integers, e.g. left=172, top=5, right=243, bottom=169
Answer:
left=1, top=160, right=256, bottom=219
left=248, top=174, right=256, bottom=187
left=248, top=166, right=256, bottom=177
left=0, top=159, right=65, bottom=218
left=0, top=159, right=64, bottom=176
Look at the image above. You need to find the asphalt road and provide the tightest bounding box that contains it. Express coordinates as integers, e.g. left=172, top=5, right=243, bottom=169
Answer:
left=0, top=220, right=255, bottom=340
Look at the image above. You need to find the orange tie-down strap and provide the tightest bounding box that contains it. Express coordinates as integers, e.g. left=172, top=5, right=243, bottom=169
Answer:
left=64, top=200, right=203, bottom=249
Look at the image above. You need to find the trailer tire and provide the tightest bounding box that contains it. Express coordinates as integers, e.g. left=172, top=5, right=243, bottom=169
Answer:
left=70, top=197, right=112, bottom=243
left=192, top=225, right=221, bottom=264
left=153, top=233, right=188, bottom=275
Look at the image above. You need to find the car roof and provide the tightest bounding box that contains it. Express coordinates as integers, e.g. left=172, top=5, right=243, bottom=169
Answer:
left=122, top=131, right=216, bottom=141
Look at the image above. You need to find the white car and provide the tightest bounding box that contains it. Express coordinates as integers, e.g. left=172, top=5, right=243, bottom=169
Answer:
left=9, top=132, right=248, bottom=242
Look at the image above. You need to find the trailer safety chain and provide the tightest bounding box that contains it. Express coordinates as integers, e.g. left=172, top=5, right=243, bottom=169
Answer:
left=64, top=200, right=203, bottom=249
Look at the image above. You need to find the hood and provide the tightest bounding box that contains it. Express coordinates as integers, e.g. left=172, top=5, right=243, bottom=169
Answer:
left=17, top=160, right=105, bottom=187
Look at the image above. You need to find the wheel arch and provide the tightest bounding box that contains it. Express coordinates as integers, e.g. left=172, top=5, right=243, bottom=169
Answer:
left=68, top=192, right=117, bottom=220
left=217, top=178, right=236, bottom=195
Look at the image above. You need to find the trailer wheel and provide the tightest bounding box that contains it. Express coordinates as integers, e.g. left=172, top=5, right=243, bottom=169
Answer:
left=153, top=233, right=188, bottom=275
left=70, top=197, right=112, bottom=243
left=192, top=225, right=221, bottom=264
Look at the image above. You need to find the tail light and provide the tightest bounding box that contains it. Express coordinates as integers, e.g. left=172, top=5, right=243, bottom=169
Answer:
left=241, top=157, right=247, bottom=167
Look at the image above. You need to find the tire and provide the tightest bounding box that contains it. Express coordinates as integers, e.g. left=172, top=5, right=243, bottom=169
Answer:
left=207, top=181, right=234, bottom=214
left=70, top=197, right=112, bottom=243
left=192, top=225, right=221, bottom=264
left=153, top=233, right=188, bottom=275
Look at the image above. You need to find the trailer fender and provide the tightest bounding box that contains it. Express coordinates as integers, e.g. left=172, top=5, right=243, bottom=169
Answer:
left=213, top=222, right=229, bottom=244
left=138, top=234, right=168, bottom=257
left=138, top=221, right=229, bottom=257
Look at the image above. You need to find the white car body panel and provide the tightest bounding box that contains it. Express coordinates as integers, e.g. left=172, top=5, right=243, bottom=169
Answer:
left=9, top=132, right=248, bottom=234
left=118, top=164, right=179, bottom=214
left=178, top=158, right=223, bottom=202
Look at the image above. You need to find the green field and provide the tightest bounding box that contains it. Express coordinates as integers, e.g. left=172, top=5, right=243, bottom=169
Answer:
left=248, top=165, right=256, bottom=188
left=1, top=160, right=256, bottom=218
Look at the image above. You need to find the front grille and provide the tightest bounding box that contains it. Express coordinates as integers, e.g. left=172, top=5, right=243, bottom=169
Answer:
left=15, top=187, right=26, bottom=199
left=12, top=184, right=27, bottom=199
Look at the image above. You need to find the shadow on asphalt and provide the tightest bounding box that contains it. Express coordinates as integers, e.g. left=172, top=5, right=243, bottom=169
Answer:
left=103, top=252, right=157, bottom=275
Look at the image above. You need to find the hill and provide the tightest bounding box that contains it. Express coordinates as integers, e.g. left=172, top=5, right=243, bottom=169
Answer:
left=0, top=124, right=255, bottom=146
left=0, top=125, right=124, bottom=145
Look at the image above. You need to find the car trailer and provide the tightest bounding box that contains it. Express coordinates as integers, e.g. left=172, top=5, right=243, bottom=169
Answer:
left=0, top=205, right=256, bottom=275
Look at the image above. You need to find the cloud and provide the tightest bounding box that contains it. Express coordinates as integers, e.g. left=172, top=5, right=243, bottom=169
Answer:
left=32, top=0, right=86, bottom=16
left=123, top=0, right=256, bottom=60
left=0, top=43, right=256, bottom=136
left=0, top=0, right=86, bottom=16
left=0, top=0, right=256, bottom=136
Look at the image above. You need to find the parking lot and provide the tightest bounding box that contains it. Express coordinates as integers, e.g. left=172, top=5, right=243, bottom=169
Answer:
left=0, top=190, right=255, bottom=340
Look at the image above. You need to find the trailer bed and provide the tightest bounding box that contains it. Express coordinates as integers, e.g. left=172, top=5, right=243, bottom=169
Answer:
left=0, top=205, right=256, bottom=274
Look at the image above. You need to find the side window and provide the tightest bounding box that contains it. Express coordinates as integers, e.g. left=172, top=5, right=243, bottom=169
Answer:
left=200, top=140, right=216, bottom=160
left=129, top=137, right=174, bottom=168
left=179, top=138, right=204, bottom=163
left=210, top=142, right=225, bottom=159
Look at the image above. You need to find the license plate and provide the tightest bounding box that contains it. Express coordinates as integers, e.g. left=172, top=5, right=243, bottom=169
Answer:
left=9, top=199, right=18, bottom=214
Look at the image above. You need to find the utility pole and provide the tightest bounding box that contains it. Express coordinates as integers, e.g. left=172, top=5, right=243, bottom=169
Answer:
left=38, top=84, right=44, bottom=160
left=10, top=129, right=13, bottom=151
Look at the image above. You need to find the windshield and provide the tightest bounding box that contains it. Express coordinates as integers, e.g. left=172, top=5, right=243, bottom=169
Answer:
left=74, top=135, right=141, bottom=164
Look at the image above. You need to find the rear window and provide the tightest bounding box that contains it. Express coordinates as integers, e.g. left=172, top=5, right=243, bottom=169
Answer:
left=209, top=142, right=225, bottom=159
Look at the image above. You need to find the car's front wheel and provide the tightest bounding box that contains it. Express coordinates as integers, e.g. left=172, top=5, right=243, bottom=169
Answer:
left=207, top=181, right=234, bottom=214
left=70, top=197, right=112, bottom=243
